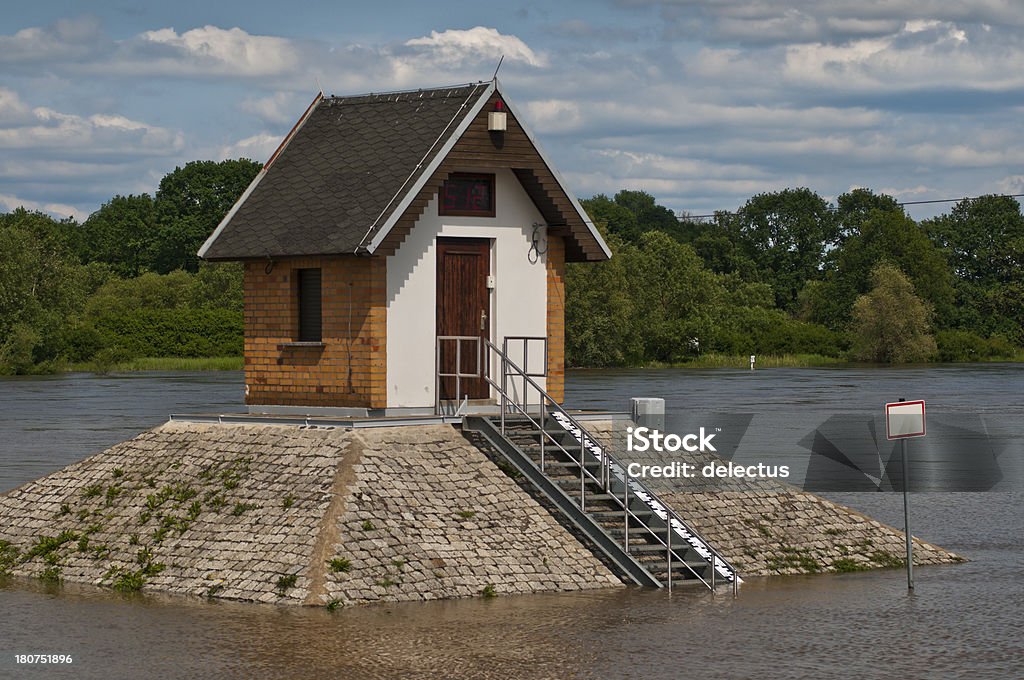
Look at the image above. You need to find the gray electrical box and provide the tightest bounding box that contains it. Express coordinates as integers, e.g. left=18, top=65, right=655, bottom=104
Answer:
left=630, top=397, right=665, bottom=430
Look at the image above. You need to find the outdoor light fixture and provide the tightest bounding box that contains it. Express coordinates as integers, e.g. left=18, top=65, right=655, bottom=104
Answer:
left=488, top=100, right=507, bottom=131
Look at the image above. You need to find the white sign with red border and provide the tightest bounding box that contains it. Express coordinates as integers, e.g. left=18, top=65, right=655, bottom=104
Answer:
left=885, top=400, right=926, bottom=440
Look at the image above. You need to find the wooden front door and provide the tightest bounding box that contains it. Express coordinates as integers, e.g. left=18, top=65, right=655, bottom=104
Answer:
left=436, top=237, right=491, bottom=400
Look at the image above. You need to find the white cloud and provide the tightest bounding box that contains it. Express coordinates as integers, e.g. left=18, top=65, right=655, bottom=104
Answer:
left=404, top=27, right=546, bottom=67
left=0, top=16, right=103, bottom=64
left=136, top=25, right=300, bottom=77
left=216, top=132, right=280, bottom=163
left=0, top=21, right=302, bottom=79
left=781, top=21, right=1024, bottom=92
left=636, top=1, right=1024, bottom=44
left=876, top=185, right=935, bottom=199
left=996, top=175, right=1024, bottom=194
left=522, top=99, right=583, bottom=133
left=241, top=92, right=307, bottom=124
left=0, top=192, right=85, bottom=221
left=0, top=88, right=33, bottom=125
left=0, top=105, right=183, bottom=155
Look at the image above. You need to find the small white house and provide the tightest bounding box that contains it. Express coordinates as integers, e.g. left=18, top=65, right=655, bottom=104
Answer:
left=199, top=80, right=610, bottom=415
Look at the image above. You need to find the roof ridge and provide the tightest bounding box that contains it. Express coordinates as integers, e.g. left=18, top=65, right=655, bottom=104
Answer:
left=324, top=81, right=488, bottom=101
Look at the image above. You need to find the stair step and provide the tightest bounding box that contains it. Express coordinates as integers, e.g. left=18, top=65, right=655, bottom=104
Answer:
left=640, top=559, right=712, bottom=571
left=604, top=525, right=671, bottom=536
left=627, top=544, right=689, bottom=554
left=552, top=477, right=605, bottom=487
left=562, top=492, right=618, bottom=503
left=530, top=459, right=600, bottom=469
left=591, top=509, right=654, bottom=518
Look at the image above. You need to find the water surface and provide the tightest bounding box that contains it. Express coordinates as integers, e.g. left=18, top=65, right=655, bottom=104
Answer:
left=1, top=366, right=1020, bottom=679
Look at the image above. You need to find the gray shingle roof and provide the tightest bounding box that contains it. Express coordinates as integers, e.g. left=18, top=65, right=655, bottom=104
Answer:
left=198, top=81, right=611, bottom=262
left=200, top=83, right=489, bottom=260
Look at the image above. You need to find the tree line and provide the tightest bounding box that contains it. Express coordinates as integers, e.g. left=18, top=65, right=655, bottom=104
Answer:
left=567, top=189, right=1023, bottom=366
left=1, top=159, right=1021, bottom=374
left=0, top=160, right=259, bottom=374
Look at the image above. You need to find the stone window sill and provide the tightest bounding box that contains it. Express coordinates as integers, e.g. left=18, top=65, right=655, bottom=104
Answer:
left=278, top=341, right=325, bottom=349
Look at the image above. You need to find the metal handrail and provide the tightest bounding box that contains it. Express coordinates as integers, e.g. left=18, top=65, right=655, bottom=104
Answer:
left=482, top=349, right=706, bottom=587
left=553, top=408, right=738, bottom=591
left=482, top=339, right=738, bottom=592
left=435, top=335, right=481, bottom=415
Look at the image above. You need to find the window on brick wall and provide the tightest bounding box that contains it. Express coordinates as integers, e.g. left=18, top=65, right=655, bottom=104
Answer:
left=297, top=268, right=322, bottom=342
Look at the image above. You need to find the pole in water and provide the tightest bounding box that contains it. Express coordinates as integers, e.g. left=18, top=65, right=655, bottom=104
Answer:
left=899, top=397, right=914, bottom=590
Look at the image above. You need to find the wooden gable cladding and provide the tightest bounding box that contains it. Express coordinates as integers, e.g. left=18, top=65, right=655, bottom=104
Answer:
left=375, top=92, right=600, bottom=261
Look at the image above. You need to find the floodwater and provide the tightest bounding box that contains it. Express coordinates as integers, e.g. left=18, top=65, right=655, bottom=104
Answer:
left=1, top=366, right=1022, bottom=679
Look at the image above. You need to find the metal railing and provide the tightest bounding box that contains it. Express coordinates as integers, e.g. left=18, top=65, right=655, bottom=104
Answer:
left=482, top=338, right=738, bottom=594
left=435, top=335, right=481, bottom=415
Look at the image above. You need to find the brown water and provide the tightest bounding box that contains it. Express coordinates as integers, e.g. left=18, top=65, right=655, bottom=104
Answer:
left=1, top=368, right=1022, bottom=679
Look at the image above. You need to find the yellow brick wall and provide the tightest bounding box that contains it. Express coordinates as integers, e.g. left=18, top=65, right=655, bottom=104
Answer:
left=546, top=236, right=566, bottom=403
left=243, top=255, right=387, bottom=409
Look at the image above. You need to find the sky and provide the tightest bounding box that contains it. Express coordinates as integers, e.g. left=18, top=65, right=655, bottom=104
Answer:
left=3, top=0, right=1024, bottom=222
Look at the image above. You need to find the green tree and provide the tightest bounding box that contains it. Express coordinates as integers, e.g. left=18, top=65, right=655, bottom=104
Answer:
left=805, top=209, right=954, bottom=330
left=81, top=194, right=156, bottom=277
left=924, top=195, right=1024, bottom=342
left=565, top=232, right=641, bottom=367
left=152, top=159, right=261, bottom=273
left=925, top=195, right=1024, bottom=285
left=851, top=264, right=936, bottom=363
left=0, top=218, right=90, bottom=372
left=730, top=188, right=837, bottom=311
left=835, top=188, right=900, bottom=245
left=0, top=207, right=82, bottom=260
left=627, top=231, right=726, bottom=362
left=580, top=194, right=640, bottom=243
left=580, top=190, right=692, bottom=245
left=613, top=190, right=693, bottom=242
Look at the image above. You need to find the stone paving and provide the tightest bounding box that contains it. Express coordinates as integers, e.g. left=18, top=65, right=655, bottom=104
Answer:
left=0, top=417, right=965, bottom=608
left=0, top=421, right=620, bottom=606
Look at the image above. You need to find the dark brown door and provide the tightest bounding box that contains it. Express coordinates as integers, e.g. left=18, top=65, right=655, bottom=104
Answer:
left=437, top=237, right=490, bottom=400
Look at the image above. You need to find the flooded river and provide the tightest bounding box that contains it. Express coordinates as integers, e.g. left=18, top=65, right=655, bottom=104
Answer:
left=1, top=366, right=1021, bottom=679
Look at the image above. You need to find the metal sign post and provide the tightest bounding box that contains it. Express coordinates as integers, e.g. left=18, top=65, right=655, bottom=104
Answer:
left=885, top=398, right=926, bottom=591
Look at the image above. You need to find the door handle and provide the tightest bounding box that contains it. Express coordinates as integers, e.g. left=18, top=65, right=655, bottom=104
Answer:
left=480, top=309, right=487, bottom=331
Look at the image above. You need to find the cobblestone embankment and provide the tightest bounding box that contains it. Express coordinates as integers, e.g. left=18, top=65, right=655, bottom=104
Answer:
left=0, top=421, right=620, bottom=606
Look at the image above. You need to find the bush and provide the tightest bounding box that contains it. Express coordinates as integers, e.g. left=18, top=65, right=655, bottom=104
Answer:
left=0, top=323, right=41, bottom=375
left=936, top=330, right=988, bottom=362
left=713, top=308, right=846, bottom=357
left=93, top=308, right=243, bottom=358
left=62, top=323, right=107, bottom=363
left=937, top=330, right=1019, bottom=361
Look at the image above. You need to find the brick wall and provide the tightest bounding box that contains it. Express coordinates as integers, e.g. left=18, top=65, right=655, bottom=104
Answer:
left=546, top=236, right=566, bottom=403
left=244, top=255, right=386, bottom=408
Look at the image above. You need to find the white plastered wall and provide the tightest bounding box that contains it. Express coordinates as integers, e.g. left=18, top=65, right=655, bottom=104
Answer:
left=385, top=168, right=548, bottom=408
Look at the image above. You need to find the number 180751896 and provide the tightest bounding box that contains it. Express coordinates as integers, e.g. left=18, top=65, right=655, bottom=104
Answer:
left=15, top=654, right=73, bottom=664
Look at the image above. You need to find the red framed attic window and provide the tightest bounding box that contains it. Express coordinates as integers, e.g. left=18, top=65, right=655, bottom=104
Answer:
left=439, top=172, right=495, bottom=217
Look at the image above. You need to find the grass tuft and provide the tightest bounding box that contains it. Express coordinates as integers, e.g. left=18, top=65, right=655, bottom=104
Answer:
left=327, top=557, right=351, bottom=573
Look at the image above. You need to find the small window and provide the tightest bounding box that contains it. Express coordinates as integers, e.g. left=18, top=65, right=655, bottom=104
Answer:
left=297, top=268, right=322, bottom=342
left=439, top=173, right=495, bottom=217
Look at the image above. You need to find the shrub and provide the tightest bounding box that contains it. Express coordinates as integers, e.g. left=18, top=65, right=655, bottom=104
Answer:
left=936, top=330, right=987, bottom=362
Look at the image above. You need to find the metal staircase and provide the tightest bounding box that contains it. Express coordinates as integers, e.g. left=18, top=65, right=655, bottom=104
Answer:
left=458, top=337, right=739, bottom=594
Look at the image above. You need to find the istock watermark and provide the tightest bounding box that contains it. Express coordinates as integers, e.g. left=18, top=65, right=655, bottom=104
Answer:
left=611, top=410, right=1020, bottom=492
left=626, top=426, right=717, bottom=453
left=624, top=426, right=790, bottom=480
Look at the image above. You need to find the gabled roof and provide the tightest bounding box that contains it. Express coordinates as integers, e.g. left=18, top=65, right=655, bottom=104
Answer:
left=198, top=80, right=610, bottom=263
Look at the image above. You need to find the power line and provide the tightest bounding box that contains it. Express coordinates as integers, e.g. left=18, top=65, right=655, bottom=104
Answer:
left=681, top=192, right=1024, bottom=221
